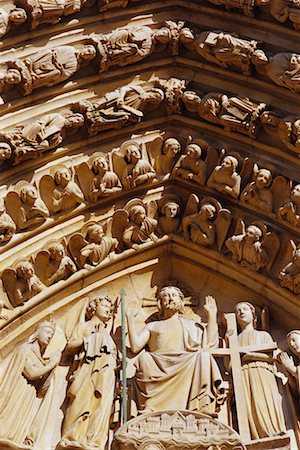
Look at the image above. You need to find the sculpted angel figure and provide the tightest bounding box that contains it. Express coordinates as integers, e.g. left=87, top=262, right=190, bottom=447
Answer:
left=76, top=153, right=122, bottom=202
left=4, top=181, right=49, bottom=231
left=279, top=241, right=300, bottom=294
left=126, top=286, right=226, bottom=414
left=225, top=221, right=280, bottom=272
left=172, top=143, right=207, bottom=185
left=1, top=260, right=44, bottom=307
left=278, top=184, right=300, bottom=226
left=0, top=205, right=16, bottom=245
left=1, top=45, right=96, bottom=96
left=278, top=330, right=300, bottom=409
left=0, top=321, right=62, bottom=448
left=68, top=221, right=118, bottom=268
left=157, top=195, right=181, bottom=235
left=58, top=295, right=116, bottom=450
left=155, top=137, right=181, bottom=177
left=0, top=7, right=27, bottom=38
left=120, top=141, right=156, bottom=189
left=207, top=155, right=241, bottom=199
left=34, top=240, right=77, bottom=286
left=40, top=165, right=85, bottom=215
left=182, top=194, right=231, bottom=250
left=112, top=199, right=158, bottom=250
left=231, top=302, right=286, bottom=439
left=241, top=168, right=274, bottom=213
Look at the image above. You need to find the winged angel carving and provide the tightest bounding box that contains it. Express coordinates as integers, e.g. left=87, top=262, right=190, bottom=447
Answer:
left=279, top=239, right=300, bottom=294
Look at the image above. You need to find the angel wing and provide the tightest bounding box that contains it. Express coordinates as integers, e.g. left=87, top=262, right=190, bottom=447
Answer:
left=39, top=174, right=56, bottom=214
left=276, top=238, right=296, bottom=277
left=233, top=217, right=245, bottom=236
left=1, top=268, right=17, bottom=306
left=68, top=234, right=88, bottom=267
left=34, top=250, right=50, bottom=286
left=183, top=193, right=200, bottom=217
left=240, top=157, right=255, bottom=192
left=272, top=176, right=292, bottom=213
left=111, top=150, right=127, bottom=181
left=145, top=134, right=164, bottom=167
left=147, top=200, right=158, bottom=219
left=215, top=209, right=232, bottom=251
left=76, top=161, right=95, bottom=202
left=205, top=145, right=221, bottom=179
left=262, top=232, right=281, bottom=274
left=4, top=191, right=25, bottom=230
left=112, top=209, right=129, bottom=248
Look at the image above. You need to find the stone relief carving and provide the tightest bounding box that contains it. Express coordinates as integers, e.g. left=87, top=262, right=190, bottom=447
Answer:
left=154, top=137, right=181, bottom=177
left=39, top=165, right=85, bottom=215
left=0, top=204, right=16, bottom=244
left=4, top=180, right=49, bottom=231
left=182, top=194, right=231, bottom=250
left=261, top=111, right=300, bottom=156
left=173, top=142, right=207, bottom=185
left=1, top=259, right=44, bottom=306
left=207, top=155, right=241, bottom=199
left=68, top=221, right=118, bottom=268
left=231, top=302, right=286, bottom=439
left=225, top=220, right=280, bottom=272
left=34, top=239, right=77, bottom=286
left=157, top=194, right=182, bottom=235
left=0, top=321, right=62, bottom=448
left=0, top=44, right=96, bottom=96
left=126, top=286, right=226, bottom=414
left=58, top=294, right=117, bottom=450
left=240, top=167, right=274, bottom=213
left=0, top=6, right=27, bottom=38
left=279, top=240, right=300, bottom=294
left=277, top=182, right=300, bottom=226
left=112, top=198, right=158, bottom=249
left=278, top=330, right=300, bottom=409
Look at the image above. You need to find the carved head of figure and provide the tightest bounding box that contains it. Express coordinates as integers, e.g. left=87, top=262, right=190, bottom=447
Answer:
left=64, top=113, right=85, bottom=130
left=143, top=88, right=164, bottom=105
left=125, top=143, right=142, bottom=164
left=163, top=138, right=181, bottom=158
left=157, top=286, right=185, bottom=317
left=185, top=143, right=202, bottom=160
left=78, top=45, right=97, bottom=61
left=291, top=184, right=300, bottom=205
left=29, top=321, right=56, bottom=349
left=199, top=203, right=216, bottom=221
left=220, top=156, right=238, bottom=174
left=235, top=301, right=257, bottom=329
left=92, top=155, right=109, bottom=175
left=198, top=96, right=221, bottom=117
left=20, top=184, right=38, bottom=205
left=54, top=167, right=72, bottom=187
left=162, top=201, right=180, bottom=218
left=129, top=205, right=147, bottom=225
left=0, top=142, right=12, bottom=162
left=251, top=49, right=269, bottom=66
left=244, top=224, right=262, bottom=244
left=154, top=27, right=171, bottom=44
left=179, top=27, right=194, bottom=45
left=16, top=260, right=34, bottom=279
left=182, top=90, right=201, bottom=113
left=48, top=242, right=65, bottom=261
left=4, top=68, right=22, bottom=85
left=9, top=8, right=27, bottom=24
left=86, top=294, right=113, bottom=323
left=86, top=223, right=105, bottom=244
left=287, top=330, right=300, bottom=357
left=255, top=168, right=273, bottom=189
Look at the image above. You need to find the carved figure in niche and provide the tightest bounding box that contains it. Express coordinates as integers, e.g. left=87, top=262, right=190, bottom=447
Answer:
left=0, top=112, right=84, bottom=166
left=68, top=221, right=118, bottom=268
left=90, top=24, right=172, bottom=73
left=182, top=194, right=231, bottom=250
left=0, top=321, right=62, bottom=448
left=17, top=0, right=91, bottom=30
left=232, top=302, right=286, bottom=439
left=112, top=198, right=158, bottom=250
left=40, top=165, right=84, bottom=215
left=157, top=195, right=181, bottom=235
left=182, top=90, right=266, bottom=137
left=73, top=80, right=164, bottom=136
left=261, top=111, right=300, bottom=156
left=268, top=0, right=300, bottom=31
left=58, top=295, right=116, bottom=450
left=76, top=153, right=121, bottom=202
left=207, top=155, right=241, bottom=199
left=1, top=259, right=44, bottom=307
left=1, top=45, right=96, bottom=96
left=155, top=137, right=181, bottom=177
left=278, top=331, right=300, bottom=408
left=252, top=50, right=300, bottom=93
left=173, top=142, right=207, bottom=185
left=278, top=184, right=300, bottom=226
left=154, top=76, right=186, bottom=114
left=191, top=31, right=258, bottom=76
left=225, top=221, right=280, bottom=272
left=34, top=240, right=77, bottom=287
left=0, top=7, right=27, bottom=38
left=126, top=286, right=226, bottom=414
left=5, top=181, right=49, bottom=231
left=279, top=241, right=300, bottom=294
left=0, top=205, right=16, bottom=245
left=241, top=168, right=273, bottom=213
left=119, top=141, right=156, bottom=189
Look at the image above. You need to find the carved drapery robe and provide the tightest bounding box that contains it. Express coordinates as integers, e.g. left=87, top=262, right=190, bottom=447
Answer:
left=135, top=318, right=224, bottom=413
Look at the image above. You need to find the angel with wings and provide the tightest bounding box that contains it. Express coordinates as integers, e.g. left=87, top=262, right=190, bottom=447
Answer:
left=68, top=221, right=118, bottom=269
left=172, top=142, right=207, bottom=185
left=277, top=182, right=300, bottom=227
left=1, top=260, right=44, bottom=307
left=0, top=205, right=16, bottom=245
left=182, top=194, right=231, bottom=250
left=225, top=220, right=280, bottom=272
left=241, top=167, right=274, bottom=213
left=76, top=153, right=122, bottom=202
left=39, top=165, right=84, bottom=215
left=279, top=240, right=300, bottom=294
left=154, top=137, right=181, bottom=177
left=157, top=194, right=182, bottom=235
left=112, top=199, right=158, bottom=250
left=34, top=240, right=77, bottom=286
left=4, top=181, right=49, bottom=231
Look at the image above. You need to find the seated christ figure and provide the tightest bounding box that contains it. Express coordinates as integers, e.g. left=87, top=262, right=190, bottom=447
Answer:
left=126, top=286, right=226, bottom=414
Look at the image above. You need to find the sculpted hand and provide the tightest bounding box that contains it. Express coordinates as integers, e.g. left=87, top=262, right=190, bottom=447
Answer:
left=126, top=300, right=141, bottom=320
left=203, top=295, right=217, bottom=315
left=278, top=352, right=297, bottom=374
